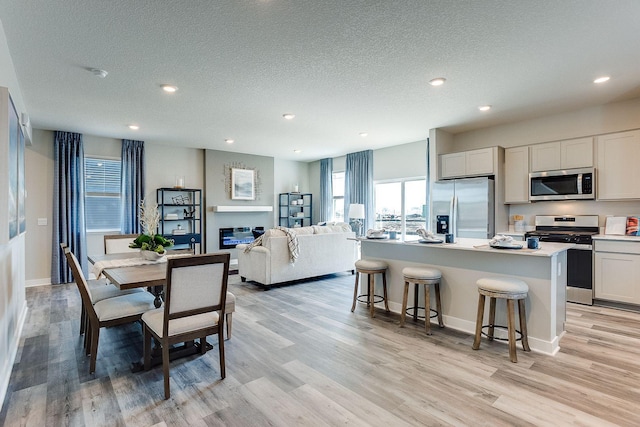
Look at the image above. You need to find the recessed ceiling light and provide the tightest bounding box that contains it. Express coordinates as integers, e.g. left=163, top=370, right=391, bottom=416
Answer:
left=593, top=76, right=610, bottom=84
left=161, top=84, right=178, bottom=93
left=478, top=105, right=492, bottom=111
left=90, top=68, right=108, bottom=78
left=128, top=124, right=139, bottom=130
left=225, top=139, right=234, bottom=144
left=359, top=132, right=368, bottom=137
left=293, top=149, right=301, bottom=153
left=283, top=113, right=296, bottom=120
left=429, top=77, right=446, bottom=86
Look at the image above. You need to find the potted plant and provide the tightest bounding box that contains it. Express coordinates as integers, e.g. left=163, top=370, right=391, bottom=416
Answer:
left=129, top=200, right=174, bottom=259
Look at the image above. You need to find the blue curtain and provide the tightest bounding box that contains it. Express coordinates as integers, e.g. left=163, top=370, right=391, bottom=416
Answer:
left=344, top=149, right=374, bottom=231
left=120, top=139, right=146, bottom=233
left=319, top=158, right=333, bottom=222
left=51, top=131, right=87, bottom=284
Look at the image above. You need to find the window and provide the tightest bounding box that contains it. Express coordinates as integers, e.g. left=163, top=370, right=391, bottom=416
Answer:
left=332, top=171, right=345, bottom=222
left=374, top=178, right=426, bottom=241
left=85, top=157, right=121, bottom=232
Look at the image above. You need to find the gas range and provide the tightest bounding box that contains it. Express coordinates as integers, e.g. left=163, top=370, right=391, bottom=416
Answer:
left=526, top=215, right=599, bottom=305
left=525, top=215, right=599, bottom=246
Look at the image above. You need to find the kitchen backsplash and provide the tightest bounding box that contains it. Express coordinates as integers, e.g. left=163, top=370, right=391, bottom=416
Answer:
left=508, top=199, right=640, bottom=229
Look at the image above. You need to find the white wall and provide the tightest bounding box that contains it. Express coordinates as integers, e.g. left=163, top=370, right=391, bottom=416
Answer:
left=447, top=96, right=640, bottom=229
left=0, top=18, right=27, bottom=412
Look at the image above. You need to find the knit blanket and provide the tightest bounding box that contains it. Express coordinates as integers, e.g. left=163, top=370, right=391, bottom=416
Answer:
left=243, top=226, right=299, bottom=263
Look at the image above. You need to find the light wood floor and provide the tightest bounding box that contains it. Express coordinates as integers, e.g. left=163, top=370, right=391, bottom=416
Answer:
left=2, top=273, right=640, bottom=426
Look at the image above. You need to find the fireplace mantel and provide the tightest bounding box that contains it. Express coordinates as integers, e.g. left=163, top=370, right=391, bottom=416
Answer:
left=211, top=205, right=273, bottom=213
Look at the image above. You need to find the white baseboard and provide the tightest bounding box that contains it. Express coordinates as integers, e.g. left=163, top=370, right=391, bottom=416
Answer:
left=25, top=277, right=51, bottom=287
left=0, top=301, right=28, bottom=412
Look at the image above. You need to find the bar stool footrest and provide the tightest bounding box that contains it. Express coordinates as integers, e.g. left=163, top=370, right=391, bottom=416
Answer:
left=405, top=307, right=439, bottom=320
left=356, top=294, right=384, bottom=304
left=481, top=324, right=523, bottom=342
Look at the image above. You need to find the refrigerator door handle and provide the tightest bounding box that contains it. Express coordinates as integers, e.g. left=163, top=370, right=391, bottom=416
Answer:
left=453, top=196, right=458, bottom=237
left=449, top=196, right=455, bottom=236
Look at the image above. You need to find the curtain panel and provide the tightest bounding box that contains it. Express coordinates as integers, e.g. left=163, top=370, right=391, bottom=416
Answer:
left=319, top=158, right=333, bottom=222
left=120, top=139, right=146, bottom=233
left=344, top=149, right=374, bottom=231
left=51, top=131, right=87, bottom=284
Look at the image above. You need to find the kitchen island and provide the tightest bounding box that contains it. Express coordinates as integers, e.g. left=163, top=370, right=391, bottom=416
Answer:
left=360, top=238, right=572, bottom=355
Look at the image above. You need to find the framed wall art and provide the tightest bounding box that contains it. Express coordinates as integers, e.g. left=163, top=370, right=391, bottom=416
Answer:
left=231, top=168, right=255, bottom=200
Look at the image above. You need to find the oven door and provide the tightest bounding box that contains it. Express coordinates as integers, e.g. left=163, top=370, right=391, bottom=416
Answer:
left=566, top=246, right=593, bottom=305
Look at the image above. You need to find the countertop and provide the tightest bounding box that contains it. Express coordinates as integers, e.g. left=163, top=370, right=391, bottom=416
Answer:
left=592, top=234, right=640, bottom=242
left=359, top=237, right=573, bottom=257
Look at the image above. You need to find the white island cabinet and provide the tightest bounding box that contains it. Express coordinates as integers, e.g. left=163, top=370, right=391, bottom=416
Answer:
left=359, top=238, right=571, bottom=355
left=593, top=236, right=640, bottom=305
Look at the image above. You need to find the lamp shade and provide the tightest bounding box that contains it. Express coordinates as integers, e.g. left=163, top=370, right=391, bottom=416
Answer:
left=348, top=203, right=365, bottom=219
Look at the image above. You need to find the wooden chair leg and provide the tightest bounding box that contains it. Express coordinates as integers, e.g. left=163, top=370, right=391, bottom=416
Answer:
left=507, top=299, right=518, bottom=363
left=200, top=337, right=207, bottom=355
left=80, top=305, right=86, bottom=335
left=434, top=282, right=444, bottom=328
left=89, top=326, right=99, bottom=374
left=351, top=272, right=360, bottom=312
left=225, top=313, right=232, bottom=340
left=382, top=271, right=390, bottom=312
left=163, top=340, right=171, bottom=399
left=518, top=299, right=531, bottom=352
left=400, top=281, right=409, bottom=327
left=424, top=283, right=431, bottom=335
left=488, top=297, right=497, bottom=341
left=472, top=294, right=485, bottom=350
left=413, top=283, right=419, bottom=321
left=85, top=323, right=91, bottom=355
left=369, top=274, right=375, bottom=318
left=218, top=329, right=226, bottom=379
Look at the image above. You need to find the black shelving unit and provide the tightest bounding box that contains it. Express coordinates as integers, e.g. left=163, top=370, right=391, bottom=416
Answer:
left=279, top=193, right=312, bottom=228
left=157, top=188, right=203, bottom=253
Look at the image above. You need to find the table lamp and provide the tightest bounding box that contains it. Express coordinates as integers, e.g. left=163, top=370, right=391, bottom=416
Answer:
left=348, top=203, right=365, bottom=237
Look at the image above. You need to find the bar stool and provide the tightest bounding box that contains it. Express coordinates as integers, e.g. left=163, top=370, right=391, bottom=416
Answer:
left=400, top=267, right=444, bottom=335
left=472, top=277, right=531, bottom=363
left=351, top=259, right=389, bottom=318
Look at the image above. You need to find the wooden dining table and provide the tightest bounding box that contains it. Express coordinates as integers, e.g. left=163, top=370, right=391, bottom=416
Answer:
left=88, top=252, right=168, bottom=307
left=88, top=250, right=210, bottom=371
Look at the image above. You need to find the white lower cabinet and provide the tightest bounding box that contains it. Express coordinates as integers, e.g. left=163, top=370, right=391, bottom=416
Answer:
left=594, top=240, right=640, bottom=304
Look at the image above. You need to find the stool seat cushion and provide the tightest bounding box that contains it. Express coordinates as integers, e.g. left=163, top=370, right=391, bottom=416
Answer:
left=402, top=267, right=442, bottom=281
left=355, top=259, right=388, bottom=271
left=477, top=277, right=528, bottom=294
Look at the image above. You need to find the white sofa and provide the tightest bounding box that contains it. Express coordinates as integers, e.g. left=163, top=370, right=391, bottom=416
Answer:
left=236, top=223, right=357, bottom=288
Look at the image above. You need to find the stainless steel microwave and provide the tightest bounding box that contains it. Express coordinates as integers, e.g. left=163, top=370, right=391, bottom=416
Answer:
left=529, top=167, right=595, bottom=201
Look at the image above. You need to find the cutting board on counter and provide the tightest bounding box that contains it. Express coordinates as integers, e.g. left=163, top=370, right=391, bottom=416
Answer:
left=604, top=216, right=627, bottom=235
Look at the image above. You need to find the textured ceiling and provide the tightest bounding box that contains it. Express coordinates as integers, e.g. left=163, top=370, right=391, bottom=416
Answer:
left=1, top=0, right=640, bottom=161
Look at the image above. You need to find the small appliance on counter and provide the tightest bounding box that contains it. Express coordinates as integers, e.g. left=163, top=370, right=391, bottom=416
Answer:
left=525, top=215, right=599, bottom=305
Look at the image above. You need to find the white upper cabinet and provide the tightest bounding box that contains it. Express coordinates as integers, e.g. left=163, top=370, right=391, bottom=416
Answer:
left=597, top=130, right=640, bottom=200
left=530, top=137, right=593, bottom=172
left=561, top=137, right=594, bottom=169
left=440, top=152, right=466, bottom=178
left=440, top=147, right=495, bottom=179
left=504, top=146, right=529, bottom=204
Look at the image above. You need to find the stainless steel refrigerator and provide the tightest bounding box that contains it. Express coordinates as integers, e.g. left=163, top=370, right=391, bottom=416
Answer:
left=431, top=177, right=495, bottom=239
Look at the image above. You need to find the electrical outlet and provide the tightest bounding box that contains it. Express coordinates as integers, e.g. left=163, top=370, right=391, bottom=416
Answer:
left=37, top=218, right=48, bottom=226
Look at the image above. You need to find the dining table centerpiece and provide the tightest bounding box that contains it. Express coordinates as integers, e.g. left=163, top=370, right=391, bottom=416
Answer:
left=129, top=200, right=174, bottom=259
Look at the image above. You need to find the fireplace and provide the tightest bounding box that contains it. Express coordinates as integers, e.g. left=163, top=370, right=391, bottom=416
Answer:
left=219, top=227, right=264, bottom=249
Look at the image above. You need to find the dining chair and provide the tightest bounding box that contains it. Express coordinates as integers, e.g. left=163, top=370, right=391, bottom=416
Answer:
left=60, top=243, right=144, bottom=340
left=104, top=233, right=140, bottom=254
left=142, top=253, right=230, bottom=399
left=63, top=246, right=156, bottom=374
